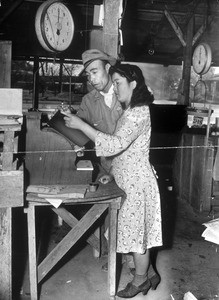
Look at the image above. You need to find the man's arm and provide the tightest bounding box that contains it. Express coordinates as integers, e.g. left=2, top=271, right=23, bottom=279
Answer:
left=76, top=95, right=91, bottom=123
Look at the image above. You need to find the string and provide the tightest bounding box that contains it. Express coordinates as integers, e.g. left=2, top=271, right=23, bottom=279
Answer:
left=1, top=144, right=217, bottom=155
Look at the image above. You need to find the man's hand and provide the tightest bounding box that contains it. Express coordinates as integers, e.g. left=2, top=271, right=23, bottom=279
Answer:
left=99, top=174, right=114, bottom=184
left=74, top=145, right=85, bottom=157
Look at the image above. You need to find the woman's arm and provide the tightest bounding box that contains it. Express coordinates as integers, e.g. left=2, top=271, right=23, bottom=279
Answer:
left=95, top=107, right=149, bottom=157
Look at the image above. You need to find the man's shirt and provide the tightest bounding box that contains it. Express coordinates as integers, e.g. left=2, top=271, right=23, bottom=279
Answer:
left=77, top=88, right=123, bottom=134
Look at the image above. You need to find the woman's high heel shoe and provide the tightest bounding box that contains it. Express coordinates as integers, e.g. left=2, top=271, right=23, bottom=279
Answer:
left=130, top=268, right=161, bottom=290
left=150, top=273, right=161, bottom=290
left=116, top=279, right=151, bottom=298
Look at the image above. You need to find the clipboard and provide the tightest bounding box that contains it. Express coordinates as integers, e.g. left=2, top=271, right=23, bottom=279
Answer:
left=47, top=110, right=90, bottom=147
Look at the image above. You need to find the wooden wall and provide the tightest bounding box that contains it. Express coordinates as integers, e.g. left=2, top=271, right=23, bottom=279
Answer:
left=173, top=133, right=215, bottom=212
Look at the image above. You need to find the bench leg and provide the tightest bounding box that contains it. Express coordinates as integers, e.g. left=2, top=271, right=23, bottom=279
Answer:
left=27, top=205, right=38, bottom=300
left=0, top=207, right=12, bottom=300
left=108, top=200, right=119, bottom=298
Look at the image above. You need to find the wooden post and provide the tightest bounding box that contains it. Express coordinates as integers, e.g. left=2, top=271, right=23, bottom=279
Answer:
left=32, top=56, right=39, bottom=110
left=89, top=0, right=122, bottom=57
left=0, top=41, right=11, bottom=88
left=59, top=60, right=63, bottom=94
left=182, top=15, right=194, bottom=106
left=0, top=208, right=12, bottom=300
left=103, top=0, right=122, bottom=57
left=0, top=40, right=12, bottom=300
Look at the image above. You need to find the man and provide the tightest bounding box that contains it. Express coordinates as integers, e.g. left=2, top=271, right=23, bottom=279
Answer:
left=76, top=49, right=123, bottom=177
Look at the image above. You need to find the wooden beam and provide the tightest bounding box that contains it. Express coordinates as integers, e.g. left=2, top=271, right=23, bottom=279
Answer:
left=182, top=15, right=194, bottom=106
left=164, top=8, right=186, bottom=47
left=192, top=19, right=207, bottom=46
left=191, top=0, right=209, bottom=46
left=137, top=8, right=214, bottom=21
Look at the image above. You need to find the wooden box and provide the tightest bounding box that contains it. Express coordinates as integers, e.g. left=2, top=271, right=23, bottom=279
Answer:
left=0, top=88, right=22, bottom=116
left=0, top=170, right=23, bottom=208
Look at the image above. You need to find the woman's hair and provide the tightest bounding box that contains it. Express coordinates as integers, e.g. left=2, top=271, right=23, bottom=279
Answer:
left=109, top=63, right=154, bottom=108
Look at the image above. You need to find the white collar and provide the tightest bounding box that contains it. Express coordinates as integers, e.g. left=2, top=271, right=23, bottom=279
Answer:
left=100, top=84, right=114, bottom=96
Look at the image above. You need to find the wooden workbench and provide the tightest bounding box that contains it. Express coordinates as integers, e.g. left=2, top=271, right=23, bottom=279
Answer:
left=24, top=112, right=125, bottom=299
left=26, top=181, right=124, bottom=300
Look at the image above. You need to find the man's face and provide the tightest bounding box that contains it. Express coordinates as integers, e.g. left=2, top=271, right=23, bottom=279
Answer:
left=85, top=60, right=110, bottom=92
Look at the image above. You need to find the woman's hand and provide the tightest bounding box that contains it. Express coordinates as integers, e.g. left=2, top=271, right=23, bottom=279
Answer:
left=63, top=113, right=84, bottom=130
left=63, top=112, right=97, bottom=142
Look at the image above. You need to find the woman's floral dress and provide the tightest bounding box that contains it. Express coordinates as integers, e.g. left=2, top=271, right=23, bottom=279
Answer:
left=95, top=106, right=162, bottom=254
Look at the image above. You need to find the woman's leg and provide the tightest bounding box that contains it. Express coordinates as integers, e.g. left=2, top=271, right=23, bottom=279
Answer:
left=117, top=250, right=151, bottom=297
left=131, top=250, right=150, bottom=286
left=133, top=250, right=150, bottom=275
left=129, top=250, right=157, bottom=278
left=133, top=249, right=161, bottom=290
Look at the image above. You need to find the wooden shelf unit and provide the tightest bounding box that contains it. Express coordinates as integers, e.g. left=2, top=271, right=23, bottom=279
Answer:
left=0, top=123, right=23, bottom=300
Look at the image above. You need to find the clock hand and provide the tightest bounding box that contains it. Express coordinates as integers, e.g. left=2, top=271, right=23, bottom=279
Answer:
left=199, top=48, right=201, bottom=64
left=46, top=12, right=56, bottom=42
left=57, top=8, right=60, bottom=35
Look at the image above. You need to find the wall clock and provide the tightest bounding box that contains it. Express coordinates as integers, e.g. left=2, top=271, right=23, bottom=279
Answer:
left=35, top=0, right=74, bottom=53
left=192, top=43, right=212, bottom=75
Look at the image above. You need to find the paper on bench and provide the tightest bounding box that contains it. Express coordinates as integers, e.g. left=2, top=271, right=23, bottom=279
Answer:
left=26, top=184, right=88, bottom=198
left=45, top=198, right=63, bottom=208
left=183, top=292, right=198, bottom=300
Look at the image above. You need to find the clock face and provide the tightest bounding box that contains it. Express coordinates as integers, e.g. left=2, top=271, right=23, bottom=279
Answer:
left=192, top=43, right=212, bottom=75
left=35, top=0, right=74, bottom=53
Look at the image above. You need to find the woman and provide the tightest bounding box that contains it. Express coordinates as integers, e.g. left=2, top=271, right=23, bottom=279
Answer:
left=63, top=63, right=162, bottom=298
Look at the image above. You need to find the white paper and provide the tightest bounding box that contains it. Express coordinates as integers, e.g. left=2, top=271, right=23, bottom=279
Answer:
left=202, top=218, right=219, bottom=245
left=45, top=198, right=63, bottom=208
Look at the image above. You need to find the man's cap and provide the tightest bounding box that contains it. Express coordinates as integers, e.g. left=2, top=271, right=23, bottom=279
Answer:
left=81, top=49, right=117, bottom=73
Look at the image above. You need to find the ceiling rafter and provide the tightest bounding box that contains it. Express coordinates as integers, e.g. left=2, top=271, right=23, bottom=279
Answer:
left=0, top=0, right=25, bottom=25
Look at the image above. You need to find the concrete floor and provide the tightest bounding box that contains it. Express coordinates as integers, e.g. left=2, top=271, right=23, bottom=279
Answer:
left=15, top=169, right=219, bottom=300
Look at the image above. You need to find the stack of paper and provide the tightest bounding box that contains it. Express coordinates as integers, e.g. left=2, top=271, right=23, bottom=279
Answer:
left=202, top=218, right=219, bottom=245
left=183, top=292, right=198, bottom=300
left=0, top=115, right=23, bottom=125
left=26, top=184, right=88, bottom=199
